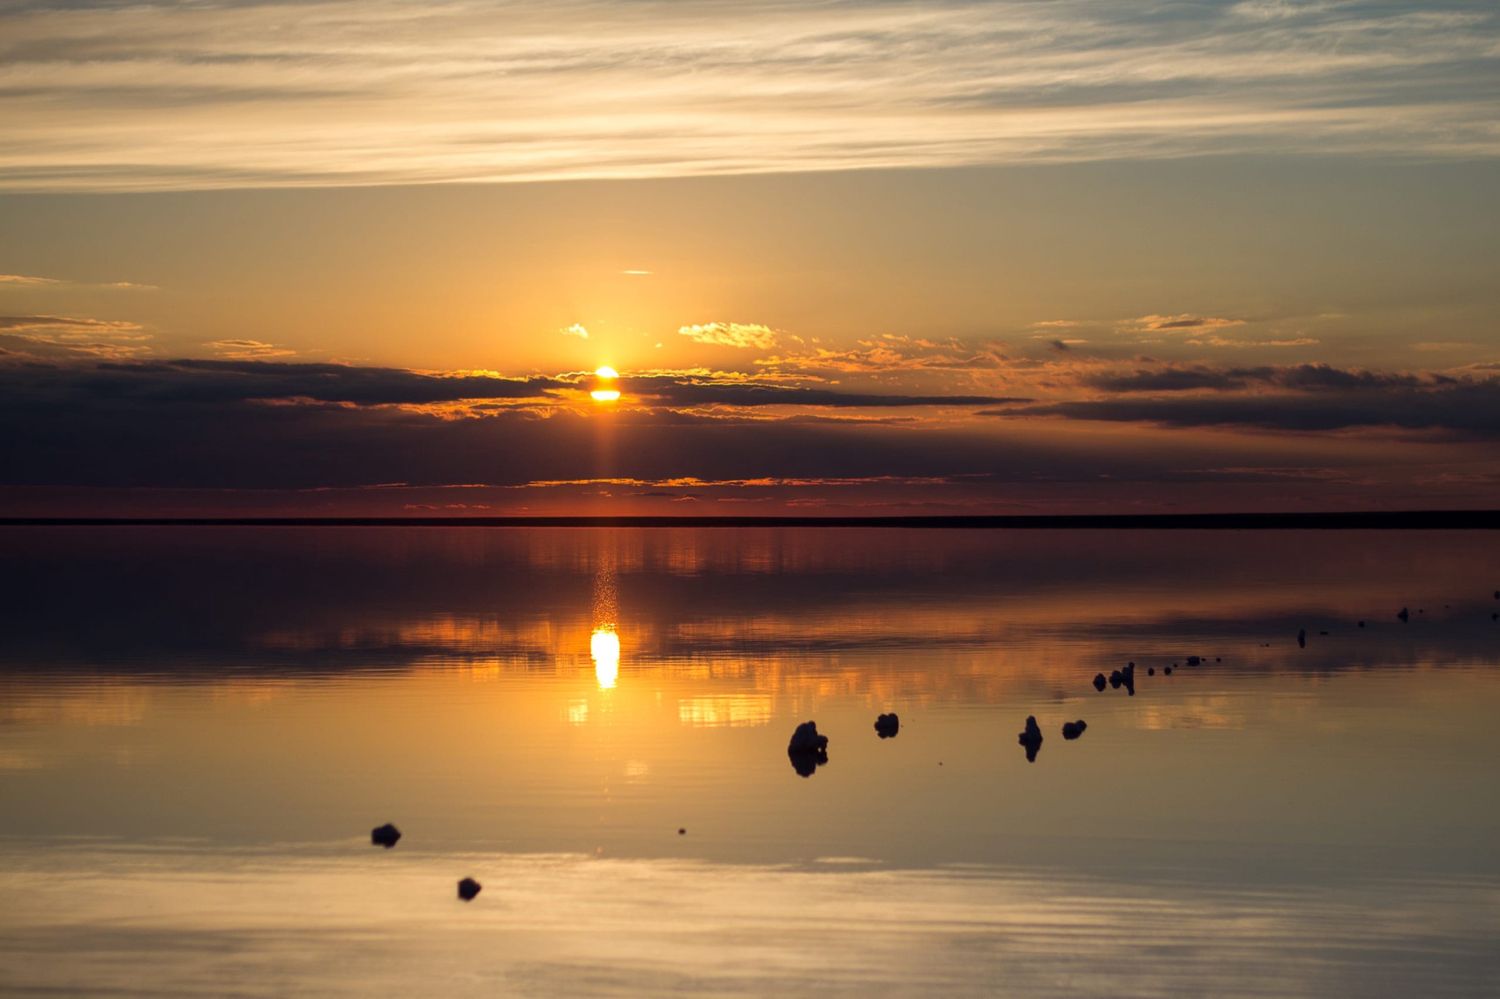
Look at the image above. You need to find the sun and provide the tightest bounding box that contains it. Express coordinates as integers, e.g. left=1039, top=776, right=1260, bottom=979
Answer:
left=590, top=365, right=621, bottom=403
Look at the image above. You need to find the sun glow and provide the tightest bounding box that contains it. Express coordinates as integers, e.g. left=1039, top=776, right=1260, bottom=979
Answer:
left=591, top=365, right=621, bottom=403
left=590, top=627, right=620, bottom=689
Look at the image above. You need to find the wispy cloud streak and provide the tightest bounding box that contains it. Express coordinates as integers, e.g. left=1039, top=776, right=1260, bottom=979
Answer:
left=1, top=1, right=1496, bottom=191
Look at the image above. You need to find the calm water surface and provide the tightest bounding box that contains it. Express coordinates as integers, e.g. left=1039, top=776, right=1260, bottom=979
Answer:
left=1, top=527, right=1498, bottom=996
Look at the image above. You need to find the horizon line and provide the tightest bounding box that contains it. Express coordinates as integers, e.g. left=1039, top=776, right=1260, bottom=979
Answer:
left=1, top=511, right=1497, bottom=530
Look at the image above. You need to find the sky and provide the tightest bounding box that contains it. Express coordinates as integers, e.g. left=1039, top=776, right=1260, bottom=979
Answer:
left=1, top=0, right=1498, bottom=516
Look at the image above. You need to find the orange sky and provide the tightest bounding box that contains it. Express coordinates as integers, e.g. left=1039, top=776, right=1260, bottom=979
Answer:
left=1, top=2, right=1497, bottom=515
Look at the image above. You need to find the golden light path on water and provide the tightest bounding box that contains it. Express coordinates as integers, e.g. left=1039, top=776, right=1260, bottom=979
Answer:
left=591, top=628, right=620, bottom=689
left=592, top=539, right=620, bottom=688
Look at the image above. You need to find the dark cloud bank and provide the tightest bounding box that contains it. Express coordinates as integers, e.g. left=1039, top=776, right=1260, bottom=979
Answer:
left=1006, top=364, right=1500, bottom=437
left=2, top=359, right=1496, bottom=506
left=0, top=359, right=1038, bottom=491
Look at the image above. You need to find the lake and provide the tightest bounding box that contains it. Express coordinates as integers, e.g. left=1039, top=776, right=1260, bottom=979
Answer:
left=1, top=527, right=1497, bottom=996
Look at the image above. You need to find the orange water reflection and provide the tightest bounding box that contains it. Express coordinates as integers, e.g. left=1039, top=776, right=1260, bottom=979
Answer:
left=2, top=527, right=1499, bottom=995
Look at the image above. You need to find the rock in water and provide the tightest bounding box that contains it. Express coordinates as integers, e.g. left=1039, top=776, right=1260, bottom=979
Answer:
left=1398, top=607, right=1409, bottom=623
left=788, top=747, right=827, bottom=777
left=1186, top=656, right=1201, bottom=666
left=1017, top=715, right=1043, bottom=762
left=1092, top=673, right=1107, bottom=692
left=457, top=877, right=482, bottom=902
left=874, top=713, right=900, bottom=739
left=1164, top=666, right=1173, bottom=675
left=1061, top=720, right=1087, bottom=740
left=788, top=721, right=828, bottom=754
left=370, top=823, right=401, bottom=849
left=1108, top=670, right=1123, bottom=690
left=1297, top=628, right=1307, bottom=648
left=788, top=720, right=830, bottom=777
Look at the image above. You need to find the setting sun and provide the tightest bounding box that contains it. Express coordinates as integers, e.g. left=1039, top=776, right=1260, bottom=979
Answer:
left=591, top=365, right=622, bottom=403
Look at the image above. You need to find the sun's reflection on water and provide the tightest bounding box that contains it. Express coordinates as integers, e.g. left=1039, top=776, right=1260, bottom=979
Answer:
left=591, top=628, right=620, bottom=690
left=677, top=694, right=773, bottom=728
left=591, top=543, right=621, bottom=690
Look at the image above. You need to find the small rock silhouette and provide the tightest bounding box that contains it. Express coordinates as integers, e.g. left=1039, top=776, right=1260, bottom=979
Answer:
left=1164, top=666, right=1172, bottom=675
left=458, top=877, right=482, bottom=902
left=1186, top=656, right=1201, bottom=667
left=1147, top=667, right=1155, bottom=676
left=874, top=713, right=900, bottom=739
left=370, top=823, right=401, bottom=849
left=1358, top=621, right=1365, bottom=628
left=1398, top=607, right=1409, bottom=623
left=1061, top=720, right=1087, bottom=740
left=1092, top=673, right=1107, bottom=692
left=1108, top=670, right=1123, bottom=690
left=1297, top=628, right=1307, bottom=648
left=1017, top=715, right=1043, bottom=762
left=787, top=721, right=829, bottom=777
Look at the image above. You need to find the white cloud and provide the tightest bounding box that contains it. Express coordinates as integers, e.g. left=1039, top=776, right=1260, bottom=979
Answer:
left=678, top=322, right=779, bottom=350
left=207, top=338, right=296, bottom=359
left=1126, top=314, right=1247, bottom=334
left=0, top=273, right=157, bottom=290
left=0, top=313, right=151, bottom=358
left=1186, top=335, right=1319, bottom=348
left=560, top=324, right=589, bottom=340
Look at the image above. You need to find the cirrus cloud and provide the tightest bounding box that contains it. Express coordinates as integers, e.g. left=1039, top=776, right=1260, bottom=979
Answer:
left=2, top=1, right=1496, bottom=192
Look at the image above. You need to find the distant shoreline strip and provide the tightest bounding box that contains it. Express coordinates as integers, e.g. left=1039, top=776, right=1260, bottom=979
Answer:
left=0, top=512, right=1496, bottom=530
